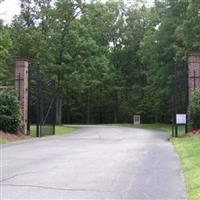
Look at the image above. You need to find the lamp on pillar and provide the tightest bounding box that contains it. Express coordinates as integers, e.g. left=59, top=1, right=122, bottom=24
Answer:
left=15, top=58, right=29, bottom=135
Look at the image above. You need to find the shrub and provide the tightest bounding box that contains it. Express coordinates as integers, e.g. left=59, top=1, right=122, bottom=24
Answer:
left=188, top=88, right=200, bottom=130
left=0, top=91, right=21, bottom=133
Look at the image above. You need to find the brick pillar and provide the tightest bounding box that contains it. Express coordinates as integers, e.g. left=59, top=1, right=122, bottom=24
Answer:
left=15, top=58, right=29, bottom=135
left=188, top=53, right=200, bottom=104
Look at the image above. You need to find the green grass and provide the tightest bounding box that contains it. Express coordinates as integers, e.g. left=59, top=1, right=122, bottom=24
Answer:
left=138, top=123, right=172, bottom=134
left=113, top=123, right=172, bottom=135
left=55, top=126, right=76, bottom=135
left=0, top=139, right=8, bottom=144
left=30, top=125, right=76, bottom=137
left=172, top=136, right=200, bottom=200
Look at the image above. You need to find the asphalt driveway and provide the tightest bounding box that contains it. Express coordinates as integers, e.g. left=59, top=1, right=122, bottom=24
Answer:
left=0, top=126, right=187, bottom=199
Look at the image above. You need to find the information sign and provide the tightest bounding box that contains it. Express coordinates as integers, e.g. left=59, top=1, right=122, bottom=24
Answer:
left=176, top=114, right=187, bottom=124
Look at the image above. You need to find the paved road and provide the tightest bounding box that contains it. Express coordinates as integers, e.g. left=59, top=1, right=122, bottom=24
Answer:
left=1, top=127, right=186, bottom=199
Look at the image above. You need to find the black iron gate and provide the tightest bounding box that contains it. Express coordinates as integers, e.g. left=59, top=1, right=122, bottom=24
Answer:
left=172, top=63, right=188, bottom=137
left=29, top=64, right=56, bottom=137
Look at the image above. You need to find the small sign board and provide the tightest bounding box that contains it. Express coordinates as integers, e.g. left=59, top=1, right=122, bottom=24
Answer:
left=133, top=115, right=140, bottom=125
left=176, top=114, right=187, bottom=124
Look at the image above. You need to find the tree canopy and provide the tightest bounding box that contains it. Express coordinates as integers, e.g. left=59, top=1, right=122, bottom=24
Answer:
left=0, top=0, right=199, bottom=124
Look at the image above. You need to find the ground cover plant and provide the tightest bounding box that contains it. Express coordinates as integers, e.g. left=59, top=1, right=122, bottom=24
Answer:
left=0, top=126, right=76, bottom=144
left=137, top=124, right=172, bottom=134
left=172, top=136, right=200, bottom=200
left=114, top=123, right=172, bottom=135
left=30, top=125, right=76, bottom=137
left=0, top=138, right=8, bottom=144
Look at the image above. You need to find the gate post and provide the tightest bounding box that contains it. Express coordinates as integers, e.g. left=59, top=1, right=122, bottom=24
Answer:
left=15, top=58, right=29, bottom=135
left=172, top=64, right=178, bottom=137
left=172, top=63, right=188, bottom=137
left=188, top=53, right=200, bottom=104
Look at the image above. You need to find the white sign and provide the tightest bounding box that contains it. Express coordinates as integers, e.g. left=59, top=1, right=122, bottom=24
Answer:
left=133, top=115, right=140, bottom=125
left=176, top=114, right=187, bottom=124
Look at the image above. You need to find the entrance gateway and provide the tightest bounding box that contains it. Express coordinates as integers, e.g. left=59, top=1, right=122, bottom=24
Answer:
left=5, top=54, right=200, bottom=137
left=15, top=58, right=29, bottom=135
left=172, top=53, right=200, bottom=137
left=33, top=63, right=56, bottom=137
left=14, top=58, right=56, bottom=136
left=188, top=53, right=200, bottom=103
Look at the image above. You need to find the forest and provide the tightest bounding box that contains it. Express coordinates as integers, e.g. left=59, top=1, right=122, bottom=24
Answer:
left=0, top=0, right=199, bottom=124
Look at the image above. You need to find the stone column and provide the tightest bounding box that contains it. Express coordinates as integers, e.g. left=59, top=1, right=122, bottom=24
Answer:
left=188, top=53, right=200, bottom=104
left=15, top=58, right=29, bottom=135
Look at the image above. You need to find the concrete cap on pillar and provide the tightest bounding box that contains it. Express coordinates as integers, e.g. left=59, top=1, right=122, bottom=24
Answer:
left=188, top=53, right=200, bottom=63
left=16, top=57, right=29, bottom=68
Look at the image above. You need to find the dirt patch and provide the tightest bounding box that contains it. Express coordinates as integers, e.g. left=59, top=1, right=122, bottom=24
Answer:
left=0, top=131, right=31, bottom=142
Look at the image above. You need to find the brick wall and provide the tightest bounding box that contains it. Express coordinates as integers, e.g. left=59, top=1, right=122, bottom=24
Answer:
left=188, top=53, right=200, bottom=103
left=15, top=59, right=29, bottom=134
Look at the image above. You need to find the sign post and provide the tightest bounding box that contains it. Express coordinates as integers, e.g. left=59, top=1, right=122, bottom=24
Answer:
left=133, top=115, right=140, bottom=125
left=176, top=114, right=187, bottom=125
left=173, top=114, right=187, bottom=137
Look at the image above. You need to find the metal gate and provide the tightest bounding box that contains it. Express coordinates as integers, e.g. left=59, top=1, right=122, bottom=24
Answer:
left=171, top=63, right=188, bottom=137
left=29, top=64, right=56, bottom=137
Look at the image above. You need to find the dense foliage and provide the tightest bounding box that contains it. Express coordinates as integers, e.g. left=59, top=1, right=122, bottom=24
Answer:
left=0, top=91, right=21, bottom=132
left=0, top=20, right=12, bottom=85
left=0, top=0, right=199, bottom=124
left=188, top=89, right=200, bottom=130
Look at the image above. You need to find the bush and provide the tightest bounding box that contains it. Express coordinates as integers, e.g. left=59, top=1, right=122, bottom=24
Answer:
left=0, top=91, right=21, bottom=133
left=188, top=88, right=200, bottom=130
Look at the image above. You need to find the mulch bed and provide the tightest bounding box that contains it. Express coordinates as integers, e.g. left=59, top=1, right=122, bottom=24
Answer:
left=191, top=129, right=200, bottom=135
left=185, top=130, right=200, bottom=137
left=0, top=131, right=31, bottom=142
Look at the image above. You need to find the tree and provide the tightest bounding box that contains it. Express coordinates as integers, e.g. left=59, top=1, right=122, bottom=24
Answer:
left=2, top=0, right=199, bottom=125
left=138, top=0, right=188, bottom=122
left=0, top=21, right=12, bottom=85
left=175, top=0, right=200, bottom=57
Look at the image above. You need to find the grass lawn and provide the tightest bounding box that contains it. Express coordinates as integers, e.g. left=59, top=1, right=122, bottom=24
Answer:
left=114, top=123, right=172, bottom=135
left=0, top=138, right=8, bottom=144
left=172, top=136, right=200, bottom=200
left=30, top=125, right=76, bottom=137
left=137, top=123, right=172, bottom=134
left=0, top=126, right=76, bottom=144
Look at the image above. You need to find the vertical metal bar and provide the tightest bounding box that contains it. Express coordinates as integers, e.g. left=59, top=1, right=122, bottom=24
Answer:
left=53, top=80, right=56, bottom=135
left=27, top=63, right=31, bottom=135
left=36, top=63, right=41, bottom=137
left=171, top=63, right=174, bottom=137
left=53, top=124, right=55, bottom=135
left=172, top=64, right=178, bottom=137
left=185, top=63, right=188, bottom=134
left=18, top=73, right=21, bottom=101
left=175, top=64, right=178, bottom=137
left=40, top=80, right=43, bottom=137
left=193, top=70, right=196, bottom=89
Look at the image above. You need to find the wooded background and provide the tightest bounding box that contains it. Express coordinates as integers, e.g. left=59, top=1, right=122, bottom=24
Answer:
left=0, top=0, right=199, bottom=124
